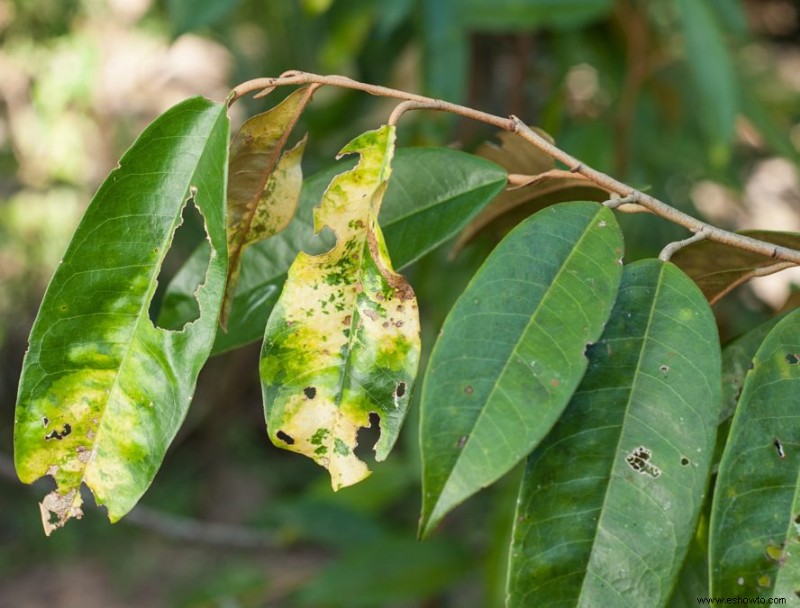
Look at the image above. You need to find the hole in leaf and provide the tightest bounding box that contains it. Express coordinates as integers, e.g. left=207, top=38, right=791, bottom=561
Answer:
left=395, top=382, right=406, bottom=398
left=774, top=438, right=786, bottom=459
left=680, top=457, right=690, bottom=466
left=148, top=195, right=211, bottom=330
left=44, top=423, right=71, bottom=441
left=354, top=412, right=381, bottom=463
left=276, top=430, right=295, bottom=445
left=303, top=386, right=317, bottom=399
left=787, top=353, right=799, bottom=365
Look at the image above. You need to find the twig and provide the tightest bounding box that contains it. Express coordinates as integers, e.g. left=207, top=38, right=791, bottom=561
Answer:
left=659, top=230, right=709, bottom=262
left=230, top=71, right=800, bottom=266
left=0, top=452, right=291, bottom=553
left=231, top=70, right=514, bottom=131
left=388, top=101, right=443, bottom=126
left=124, top=505, right=285, bottom=552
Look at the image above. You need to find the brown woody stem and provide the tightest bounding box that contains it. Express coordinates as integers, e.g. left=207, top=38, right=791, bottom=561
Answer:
left=230, top=71, right=800, bottom=266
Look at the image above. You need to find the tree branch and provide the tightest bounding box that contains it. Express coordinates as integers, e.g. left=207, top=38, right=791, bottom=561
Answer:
left=230, top=71, right=800, bottom=266
left=0, top=452, right=299, bottom=553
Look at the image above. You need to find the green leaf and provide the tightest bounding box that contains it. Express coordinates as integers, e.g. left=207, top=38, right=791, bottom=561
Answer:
left=222, top=86, right=314, bottom=328
left=675, top=0, right=738, bottom=164
left=710, top=308, right=800, bottom=598
left=261, top=126, right=420, bottom=489
left=720, top=314, right=787, bottom=424
left=668, top=513, right=712, bottom=607
left=419, top=201, right=624, bottom=536
left=506, top=260, right=721, bottom=606
left=670, top=230, right=800, bottom=304
left=13, top=97, right=230, bottom=534
left=158, top=148, right=508, bottom=354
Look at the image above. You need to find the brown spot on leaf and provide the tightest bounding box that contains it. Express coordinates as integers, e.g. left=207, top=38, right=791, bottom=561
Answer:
left=343, top=315, right=352, bottom=325
left=464, top=385, right=474, bottom=395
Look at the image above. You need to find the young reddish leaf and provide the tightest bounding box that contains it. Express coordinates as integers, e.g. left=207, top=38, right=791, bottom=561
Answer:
left=670, top=230, right=800, bottom=304
left=260, top=126, right=420, bottom=490
left=222, top=86, right=316, bottom=328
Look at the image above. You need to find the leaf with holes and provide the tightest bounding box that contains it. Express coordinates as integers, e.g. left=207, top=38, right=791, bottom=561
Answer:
left=221, top=86, right=315, bottom=328
left=670, top=230, right=800, bottom=304
left=159, top=147, right=507, bottom=354
left=260, top=126, right=420, bottom=489
left=13, top=97, right=229, bottom=534
left=419, top=201, right=624, bottom=536
left=710, top=308, right=800, bottom=599
left=507, top=260, right=721, bottom=606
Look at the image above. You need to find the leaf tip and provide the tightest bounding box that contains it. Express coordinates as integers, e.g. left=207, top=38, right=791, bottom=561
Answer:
left=39, top=488, right=84, bottom=536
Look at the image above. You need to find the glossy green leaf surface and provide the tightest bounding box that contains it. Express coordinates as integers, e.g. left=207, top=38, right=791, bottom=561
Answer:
left=676, top=0, right=738, bottom=163
left=670, top=230, right=800, bottom=305
left=14, top=97, right=229, bottom=533
left=261, top=126, right=420, bottom=489
left=710, top=308, right=800, bottom=598
left=419, top=201, right=624, bottom=536
left=222, top=86, right=314, bottom=328
left=159, top=148, right=508, bottom=354
left=507, top=260, right=721, bottom=607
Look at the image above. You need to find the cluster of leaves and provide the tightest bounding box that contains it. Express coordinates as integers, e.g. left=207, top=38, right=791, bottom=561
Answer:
left=12, top=79, right=800, bottom=606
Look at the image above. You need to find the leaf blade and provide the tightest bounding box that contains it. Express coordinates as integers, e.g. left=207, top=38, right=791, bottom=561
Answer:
left=710, top=308, right=800, bottom=598
left=506, top=260, right=721, bottom=606
left=419, top=201, right=624, bottom=536
left=670, top=230, right=800, bottom=304
left=222, top=86, right=314, bottom=328
left=159, top=148, right=508, bottom=354
left=260, top=126, right=421, bottom=489
left=14, top=97, right=230, bottom=533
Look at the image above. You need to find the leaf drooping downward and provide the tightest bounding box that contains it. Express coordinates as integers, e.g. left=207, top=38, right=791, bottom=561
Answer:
left=221, top=86, right=315, bottom=328
left=14, top=97, right=229, bottom=534
left=260, top=125, right=420, bottom=490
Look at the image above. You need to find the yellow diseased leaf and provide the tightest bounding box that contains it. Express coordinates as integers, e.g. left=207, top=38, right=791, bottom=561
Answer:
left=222, top=86, right=315, bottom=328
left=260, top=125, right=420, bottom=489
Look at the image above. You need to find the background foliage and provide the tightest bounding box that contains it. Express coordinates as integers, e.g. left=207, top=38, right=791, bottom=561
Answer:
left=1, top=0, right=799, bottom=606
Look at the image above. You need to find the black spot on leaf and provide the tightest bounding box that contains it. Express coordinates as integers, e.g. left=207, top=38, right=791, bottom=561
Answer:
left=44, top=423, right=71, bottom=441
left=276, top=430, right=295, bottom=445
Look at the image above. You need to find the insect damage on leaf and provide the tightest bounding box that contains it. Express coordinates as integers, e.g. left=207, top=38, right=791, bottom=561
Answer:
left=260, top=125, right=420, bottom=490
left=221, top=86, right=316, bottom=328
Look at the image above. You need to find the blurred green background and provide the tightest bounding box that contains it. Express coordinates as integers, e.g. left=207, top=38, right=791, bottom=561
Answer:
left=1, top=0, right=799, bottom=606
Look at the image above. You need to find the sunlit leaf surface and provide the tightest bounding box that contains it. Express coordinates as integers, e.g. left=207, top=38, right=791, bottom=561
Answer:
left=14, top=97, right=229, bottom=533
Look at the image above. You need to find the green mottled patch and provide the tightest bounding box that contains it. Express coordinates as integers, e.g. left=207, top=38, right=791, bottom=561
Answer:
left=260, top=126, right=421, bottom=490
left=221, top=86, right=315, bottom=328
left=14, top=97, right=230, bottom=534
